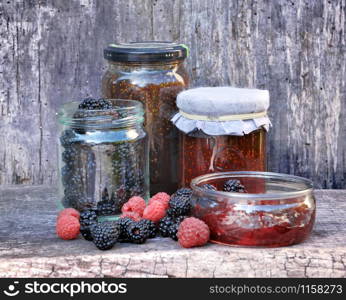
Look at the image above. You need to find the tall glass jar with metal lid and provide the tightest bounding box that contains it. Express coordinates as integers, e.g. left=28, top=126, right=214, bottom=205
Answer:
left=102, top=42, right=189, bottom=195
left=57, top=99, right=149, bottom=214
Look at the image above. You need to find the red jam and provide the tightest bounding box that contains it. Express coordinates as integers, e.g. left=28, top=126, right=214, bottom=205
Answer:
left=179, top=129, right=266, bottom=189
left=193, top=196, right=315, bottom=247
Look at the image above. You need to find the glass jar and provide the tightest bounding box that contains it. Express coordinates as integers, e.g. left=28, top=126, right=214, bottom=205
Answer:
left=180, top=129, right=266, bottom=189
left=102, top=42, right=189, bottom=195
left=191, top=172, right=316, bottom=247
left=172, top=87, right=271, bottom=189
left=57, top=99, right=149, bottom=214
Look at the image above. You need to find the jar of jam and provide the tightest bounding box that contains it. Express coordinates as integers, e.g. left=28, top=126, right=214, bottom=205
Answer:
left=57, top=98, right=149, bottom=214
left=102, top=42, right=189, bottom=195
left=191, top=171, right=316, bottom=247
left=171, top=87, right=271, bottom=189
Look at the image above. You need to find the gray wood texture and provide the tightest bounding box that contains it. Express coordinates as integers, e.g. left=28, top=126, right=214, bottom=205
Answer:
left=0, top=186, right=345, bottom=277
left=0, top=0, right=345, bottom=188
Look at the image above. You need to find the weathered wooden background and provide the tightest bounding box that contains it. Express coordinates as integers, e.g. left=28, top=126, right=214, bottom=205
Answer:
left=0, top=0, right=345, bottom=188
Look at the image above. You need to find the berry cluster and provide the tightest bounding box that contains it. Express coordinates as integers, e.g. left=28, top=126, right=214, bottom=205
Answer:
left=56, top=188, right=212, bottom=249
left=80, top=197, right=157, bottom=250
left=57, top=198, right=157, bottom=250
left=78, top=97, right=113, bottom=110
left=143, top=187, right=210, bottom=248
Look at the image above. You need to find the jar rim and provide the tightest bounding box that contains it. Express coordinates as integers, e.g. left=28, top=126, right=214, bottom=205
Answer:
left=58, top=99, right=144, bottom=129
left=190, top=171, right=314, bottom=201
left=104, top=41, right=188, bottom=63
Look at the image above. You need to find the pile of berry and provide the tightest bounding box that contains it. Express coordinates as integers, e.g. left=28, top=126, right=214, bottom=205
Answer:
left=56, top=188, right=210, bottom=250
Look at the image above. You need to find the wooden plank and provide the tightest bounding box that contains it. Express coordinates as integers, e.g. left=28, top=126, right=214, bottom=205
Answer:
left=0, top=186, right=345, bottom=278
left=0, top=0, right=345, bottom=188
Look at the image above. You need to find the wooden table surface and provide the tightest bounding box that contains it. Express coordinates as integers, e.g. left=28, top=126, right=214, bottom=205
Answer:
left=0, top=186, right=345, bottom=278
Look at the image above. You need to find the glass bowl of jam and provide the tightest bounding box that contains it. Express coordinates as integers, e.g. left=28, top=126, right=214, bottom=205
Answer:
left=190, top=171, right=316, bottom=247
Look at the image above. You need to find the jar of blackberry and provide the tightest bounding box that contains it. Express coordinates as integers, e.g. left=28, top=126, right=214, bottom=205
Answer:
left=171, top=87, right=271, bottom=190
left=102, top=42, right=189, bottom=195
left=57, top=98, right=149, bottom=215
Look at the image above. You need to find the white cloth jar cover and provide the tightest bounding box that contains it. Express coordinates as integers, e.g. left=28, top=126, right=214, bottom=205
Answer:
left=171, top=86, right=271, bottom=136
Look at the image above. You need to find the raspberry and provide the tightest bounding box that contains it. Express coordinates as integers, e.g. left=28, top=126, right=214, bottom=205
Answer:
left=56, top=216, right=80, bottom=240
left=177, top=217, right=210, bottom=248
left=143, top=201, right=166, bottom=222
left=57, top=208, right=80, bottom=221
left=148, top=192, right=170, bottom=210
left=121, top=196, right=146, bottom=216
left=120, top=211, right=141, bottom=222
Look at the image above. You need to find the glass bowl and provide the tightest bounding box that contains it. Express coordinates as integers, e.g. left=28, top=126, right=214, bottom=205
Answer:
left=190, top=171, right=316, bottom=247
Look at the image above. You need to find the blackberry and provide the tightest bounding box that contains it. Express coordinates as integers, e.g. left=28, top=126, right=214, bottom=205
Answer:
left=80, top=224, right=95, bottom=241
left=201, top=184, right=217, bottom=191
left=167, top=216, right=186, bottom=241
left=114, top=185, right=126, bottom=204
left=116, top=217, right=134, bottom=242
left=69, top=196, right=94, bottom=212
left=159, top=216, right=185, bottom=241
left=90, top=222, right=120, bottom=250
left=158, top=216, right=175, bottom=237
left=223, top=179, right=246, bottom=193
left=167, top=194, right=192, bottom=217
left=69, top=173, right=83, bottom=186
left=126, top=221, right=149, bottom=244
left=97, top=201, right=116, bottom=216
left=110, top=189, right=125, bottom=214
left=61, top=166, right=73, bottom=186
left=73, top=98, right=114, bottom=133
left=97, top=188, right=117, bottom=216
left=78, top=97, right=113, bottom=110
left=80, top=209, right=98, bottom=226
left=79, top=209, right=98, bottom=241
left=60, top=129, right=77, bottom=146
left=62, top=147, right=78, bottom=165
left=138, top=219, right=157, bottom=238
left=97, top=201, right=115, bottom=215
left=101, top=188, right=110, bottom=201
left=110, top=142, right=146, bottom=205
left=173, top=188, right=193, bottom=198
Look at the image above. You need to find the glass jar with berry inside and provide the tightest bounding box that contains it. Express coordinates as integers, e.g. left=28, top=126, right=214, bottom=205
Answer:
left=171, top=87, right=271, bottom=190
left=102, top=42, right=189, bottom=195
left=57, top=98, right=149, bottom=215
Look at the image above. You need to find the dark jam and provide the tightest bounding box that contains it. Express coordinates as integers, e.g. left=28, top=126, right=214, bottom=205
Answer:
left=180, top=129, right=266, bottom=190
left=102, top=62, right=189, bottom=195
left=193, top=195, right=315, bottom=247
